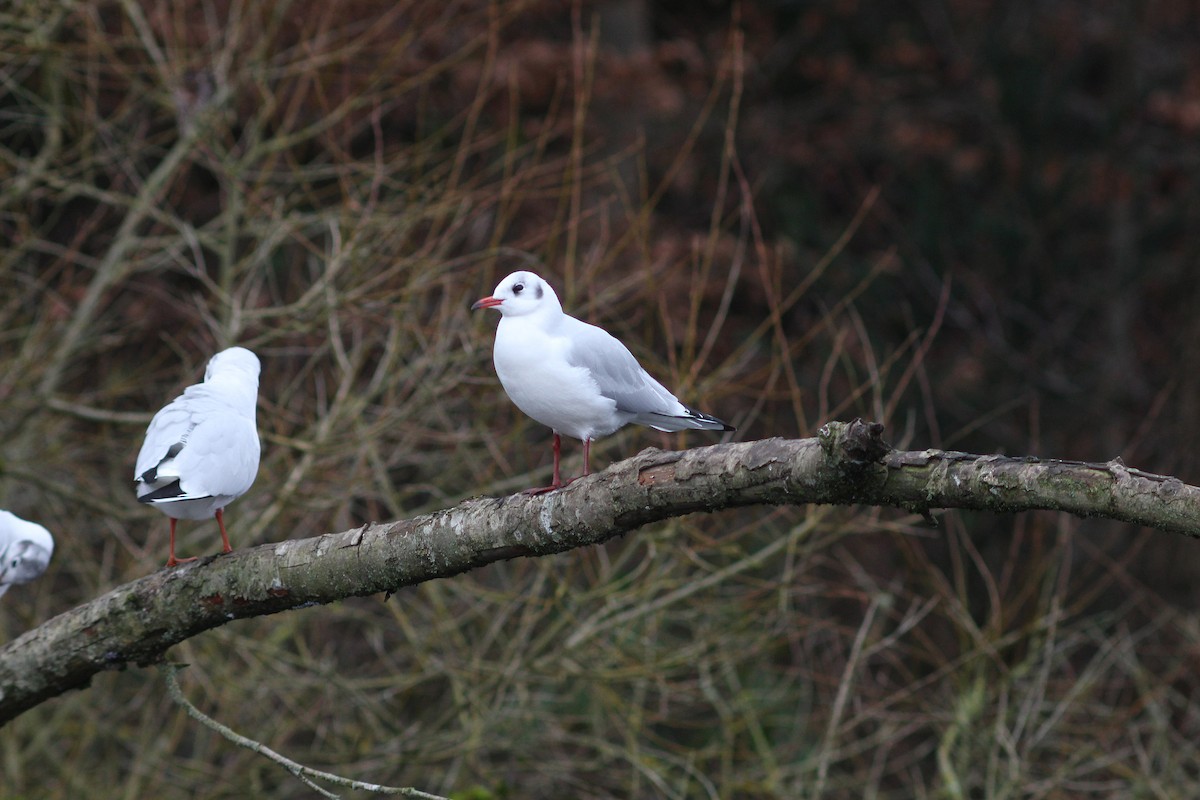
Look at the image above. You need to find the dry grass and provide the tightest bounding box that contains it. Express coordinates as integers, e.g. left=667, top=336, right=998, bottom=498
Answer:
left=2, top=1, right=1199, bottom=798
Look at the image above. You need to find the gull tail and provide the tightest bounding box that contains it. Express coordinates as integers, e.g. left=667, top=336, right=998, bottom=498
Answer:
left=640, top=405, right=735, bottom=433
left=137, top=479, right=214, bottom=505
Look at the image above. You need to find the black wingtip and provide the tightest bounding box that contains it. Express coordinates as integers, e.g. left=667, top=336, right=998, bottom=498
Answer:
left=138, top=480, right=185, bottom=504
left=686, top=406, right=734, bottom=432
left=138, top=442, right=185, bottom=484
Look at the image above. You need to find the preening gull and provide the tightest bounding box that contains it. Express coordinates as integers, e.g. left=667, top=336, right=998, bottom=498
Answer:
left=0, top=510, right=54, bottom=598
left=135, top=346, right=261, bottom=566
left=472, top=271, right=734, bottom=493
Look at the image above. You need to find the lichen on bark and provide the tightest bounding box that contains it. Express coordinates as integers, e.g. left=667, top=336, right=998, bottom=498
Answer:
left=2, top=420, right=1199, bottom=726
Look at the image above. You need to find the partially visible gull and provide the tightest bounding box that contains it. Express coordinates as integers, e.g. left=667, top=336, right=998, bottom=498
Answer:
left=0, top=509, right=54, bottom=598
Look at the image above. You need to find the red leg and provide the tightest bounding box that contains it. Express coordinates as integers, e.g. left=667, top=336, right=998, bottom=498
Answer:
left=523, top=433, right=566, bottom=495
left=552, top=433, right=562, bottom=486
left=166, top=518, right=197, bottom=568
left=557, top=438, right=591, bottom=488
left=215, top=508, right=233, bottom=553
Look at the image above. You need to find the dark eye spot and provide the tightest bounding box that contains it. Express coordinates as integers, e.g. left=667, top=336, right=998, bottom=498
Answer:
left=513, top=283, right=524, bottom=294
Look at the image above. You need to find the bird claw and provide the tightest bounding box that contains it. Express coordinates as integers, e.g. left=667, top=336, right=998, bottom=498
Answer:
left=521, top=484, right=562, bottom=496
left=522, top=475, right=583, bottom=496
left=165, top=555, right=199, bottom=568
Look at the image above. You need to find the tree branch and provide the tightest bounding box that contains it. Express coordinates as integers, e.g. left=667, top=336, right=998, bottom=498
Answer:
left=2, top=420, right=1198, bottom=726
left=160, top=663, right=449, bottom=798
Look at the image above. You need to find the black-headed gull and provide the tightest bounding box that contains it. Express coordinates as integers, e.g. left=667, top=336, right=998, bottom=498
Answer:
left=472, top=271, right=734, bottom=493
left=135, top=346, right=261, bottom=567
left=0, top=510, right=54, bottom=598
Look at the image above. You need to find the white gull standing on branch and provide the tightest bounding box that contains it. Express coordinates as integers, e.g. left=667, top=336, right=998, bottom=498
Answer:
left=0, top=510, right=54, bottom=598
left=135, top=346, right=261, bottom=567
left=472, top=270, right=734, bottom=493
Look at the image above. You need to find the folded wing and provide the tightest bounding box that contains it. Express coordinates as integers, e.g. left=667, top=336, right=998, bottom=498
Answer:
left=135, top=390, right=260, bottom=504
left=562, top=318, right=732, bottom=432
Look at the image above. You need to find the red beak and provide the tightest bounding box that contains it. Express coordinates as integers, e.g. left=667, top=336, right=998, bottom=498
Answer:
left=471, top=296, right=503, bottom=310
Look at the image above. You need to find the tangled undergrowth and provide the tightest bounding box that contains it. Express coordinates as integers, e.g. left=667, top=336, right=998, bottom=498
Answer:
left=2, top=2, right=1198, bottom=797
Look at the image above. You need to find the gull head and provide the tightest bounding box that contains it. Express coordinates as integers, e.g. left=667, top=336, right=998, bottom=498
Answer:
left=205, top=346, right=261, bottom=383
left=471, top=271, right=561, bottom=318
left=0, top=514, right=53, bottom=588
left=0, top=539, right=53, bottom=586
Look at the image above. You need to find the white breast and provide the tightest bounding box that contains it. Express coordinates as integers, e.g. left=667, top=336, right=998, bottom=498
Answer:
left=493, top=317, right=625, bottom=441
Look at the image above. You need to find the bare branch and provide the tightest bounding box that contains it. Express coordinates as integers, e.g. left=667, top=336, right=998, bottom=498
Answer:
left=160, top=663, right=448, bottom=799
left=2, top=421, right=1197, bottom=726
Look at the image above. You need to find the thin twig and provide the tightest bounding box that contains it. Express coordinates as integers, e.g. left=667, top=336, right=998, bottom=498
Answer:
left=814, top=594, right=884, bottom=797
left=159, top=663, right=449, bottom=800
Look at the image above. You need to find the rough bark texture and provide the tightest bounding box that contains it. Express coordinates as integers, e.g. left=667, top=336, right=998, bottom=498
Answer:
left=2, top=420, right=1198, bottom=725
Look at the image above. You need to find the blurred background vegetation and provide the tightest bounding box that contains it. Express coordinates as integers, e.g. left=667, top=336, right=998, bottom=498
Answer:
left=2, top=0, right=1199, bottom=797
